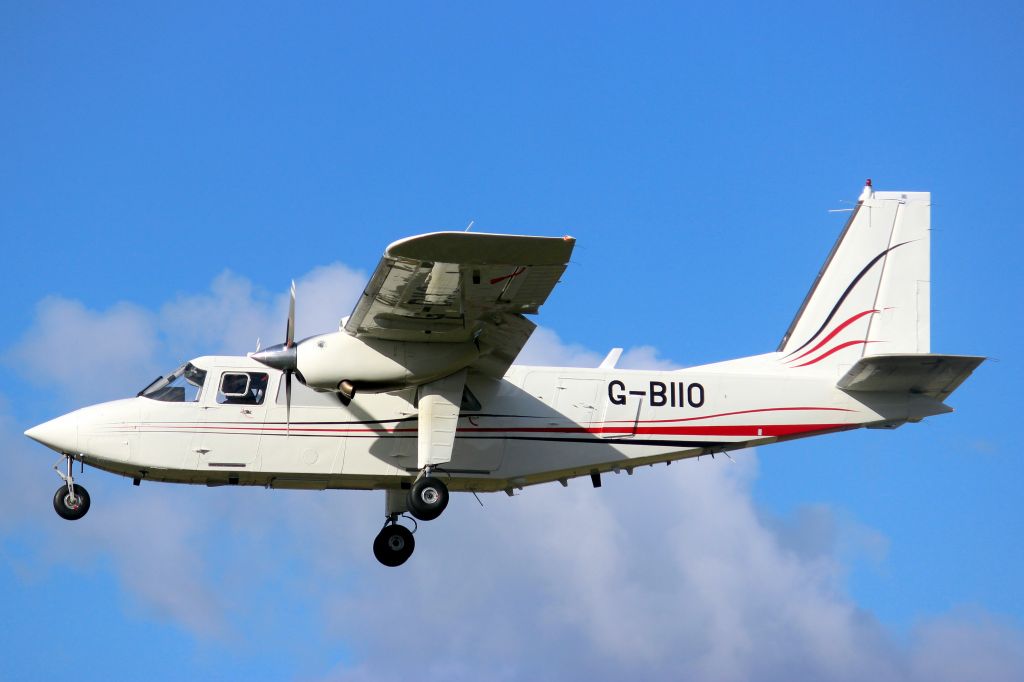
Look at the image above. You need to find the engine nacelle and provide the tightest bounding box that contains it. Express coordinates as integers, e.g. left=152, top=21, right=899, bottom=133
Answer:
left=295, top=331, right=479, bottom=393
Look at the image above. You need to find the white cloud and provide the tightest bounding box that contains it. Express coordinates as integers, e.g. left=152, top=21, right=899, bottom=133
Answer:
left=11, top=297, right=160, bottom=403
left=9, top=263, right=366, bottom=404
left=306, top=455, right=1024, bottom=682
left=159, top=270, right=273, bottom=358
left=0, top=406, right=55, bottom=531
left=908, top=612, right=1024, bottom=682
left=518, top=326, right=605, bottom=367
left=73, top=489, right=229, bottom=637
left=519, top=332, right=684, bottom=370
left=619, top=344, right=683, bottom=370
left=159, top=263, right=366, bottom=358
left=292, top=263, right=368, bottom=341
left=5, top=266, right=1024, bottom=681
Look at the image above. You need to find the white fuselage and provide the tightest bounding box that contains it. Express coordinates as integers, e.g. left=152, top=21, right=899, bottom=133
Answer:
left=32, top=353, right=947, bottom=494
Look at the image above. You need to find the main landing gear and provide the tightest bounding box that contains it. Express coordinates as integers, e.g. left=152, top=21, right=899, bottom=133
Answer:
left=407, top=473, right=449, bottom=521
left=53, top=454, right=90, bottom=521
left=373, top=472, right=450, bottom=567
left=373, top=518, right=416, bottom=567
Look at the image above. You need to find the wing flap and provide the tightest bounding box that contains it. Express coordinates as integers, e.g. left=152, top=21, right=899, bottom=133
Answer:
left=472, top=313, right=537, bottom=378
left=837, top=354, right=985, bottom=400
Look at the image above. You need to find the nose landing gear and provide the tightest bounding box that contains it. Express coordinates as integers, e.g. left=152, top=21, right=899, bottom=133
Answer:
left=52, top=454, right=90, bottom=521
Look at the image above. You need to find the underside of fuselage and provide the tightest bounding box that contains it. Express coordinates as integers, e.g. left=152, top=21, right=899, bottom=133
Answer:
left=79, top=419, right=862, bottom=494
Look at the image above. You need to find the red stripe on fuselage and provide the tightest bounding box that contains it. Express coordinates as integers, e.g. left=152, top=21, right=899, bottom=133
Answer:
left=132, top=422, right=852, bottom=439
left=594, top=406, right=853, bottom=425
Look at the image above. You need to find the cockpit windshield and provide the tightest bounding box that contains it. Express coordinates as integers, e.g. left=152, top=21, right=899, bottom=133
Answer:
left=139, top=362, right=208, bottom=402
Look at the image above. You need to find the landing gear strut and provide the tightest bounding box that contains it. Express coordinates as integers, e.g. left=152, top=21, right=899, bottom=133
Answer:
left=407, top=469, right=449, bottom=521
left=372, top=475, right=449, bottom=567
left=53, top=454, right=90, bottom=521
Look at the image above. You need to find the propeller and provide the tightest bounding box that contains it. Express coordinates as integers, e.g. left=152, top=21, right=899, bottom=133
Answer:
left=252, top=281, right=298, bottom=433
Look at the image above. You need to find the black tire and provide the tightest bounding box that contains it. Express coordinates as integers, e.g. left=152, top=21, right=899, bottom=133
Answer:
left=53, top=484, right=90, bottom=521
left=373, top=524, right=415, bottom=567
left=407, top=476, right=449, bottom=521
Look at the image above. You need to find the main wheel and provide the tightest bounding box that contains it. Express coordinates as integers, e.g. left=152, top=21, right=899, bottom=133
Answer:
left=373, top=524, right=415, bottom=567
left=53, top=483, right=90, bottom=521
left=407, top=476, right=449, bottom=521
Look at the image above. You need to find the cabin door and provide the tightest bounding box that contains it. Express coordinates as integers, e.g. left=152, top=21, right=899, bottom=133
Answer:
left=553, top=378, right=605, bottom=432
left=193, top=369, right=271, bottom=472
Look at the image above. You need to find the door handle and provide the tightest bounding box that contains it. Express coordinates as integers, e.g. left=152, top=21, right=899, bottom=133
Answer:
left=193, top=448, right=210, bottom=454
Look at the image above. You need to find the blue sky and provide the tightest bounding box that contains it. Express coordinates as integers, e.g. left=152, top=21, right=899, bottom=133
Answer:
left=2, top=2, right=1022, bottom=680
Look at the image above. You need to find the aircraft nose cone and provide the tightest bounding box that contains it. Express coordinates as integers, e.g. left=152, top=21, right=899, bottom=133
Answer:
left=24, top=413, right=79, bottom=454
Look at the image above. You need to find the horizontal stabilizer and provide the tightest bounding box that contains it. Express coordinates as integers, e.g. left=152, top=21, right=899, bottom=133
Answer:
left=837, top=354, right=985, bottom=400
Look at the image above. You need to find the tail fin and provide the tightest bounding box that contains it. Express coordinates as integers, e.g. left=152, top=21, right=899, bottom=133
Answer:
left=778, top=182, right=930, bottom=371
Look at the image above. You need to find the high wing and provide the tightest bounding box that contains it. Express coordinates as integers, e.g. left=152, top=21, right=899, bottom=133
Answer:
left=344, top=232, right=576, bottom=377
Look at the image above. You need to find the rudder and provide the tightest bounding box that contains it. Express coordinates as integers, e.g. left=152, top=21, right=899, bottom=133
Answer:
left=778, top=182, right=930, bottom=371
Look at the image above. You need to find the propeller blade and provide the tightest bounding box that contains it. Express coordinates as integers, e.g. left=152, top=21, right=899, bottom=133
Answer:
left=285, top=370, right=292, bottom=436
left=250, top=280, right=299, bottom=436
left=286, top=280, right=296, bottom=348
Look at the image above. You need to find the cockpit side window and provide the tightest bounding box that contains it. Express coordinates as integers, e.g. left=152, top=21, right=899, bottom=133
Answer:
left=218, top=372, right=269, bottom=405
left=140, top=362, right=207, bottom=402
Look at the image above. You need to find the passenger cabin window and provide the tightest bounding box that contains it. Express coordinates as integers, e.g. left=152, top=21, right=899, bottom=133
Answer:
left=218, top=372, right=269, bottom=405
left=139, top=362, right=207, bottom=402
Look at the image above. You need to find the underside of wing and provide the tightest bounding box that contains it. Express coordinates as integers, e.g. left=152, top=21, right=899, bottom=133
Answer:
left=345, top=232, right=575, bottom=376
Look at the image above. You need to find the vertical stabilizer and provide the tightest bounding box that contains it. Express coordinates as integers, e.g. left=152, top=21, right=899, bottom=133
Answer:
left=777, top=182, right=930, bottom=372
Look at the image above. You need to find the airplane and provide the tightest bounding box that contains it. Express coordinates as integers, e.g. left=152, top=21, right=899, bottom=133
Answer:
left=24, top=181, right=984, bottom=567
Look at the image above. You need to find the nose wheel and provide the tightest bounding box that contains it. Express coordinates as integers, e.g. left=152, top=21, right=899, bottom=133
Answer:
left=373, top=517, right=416, bottom=567
left=54, top=483, right=90, bottom=520
left=52, top=454, right=90, bottom=521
